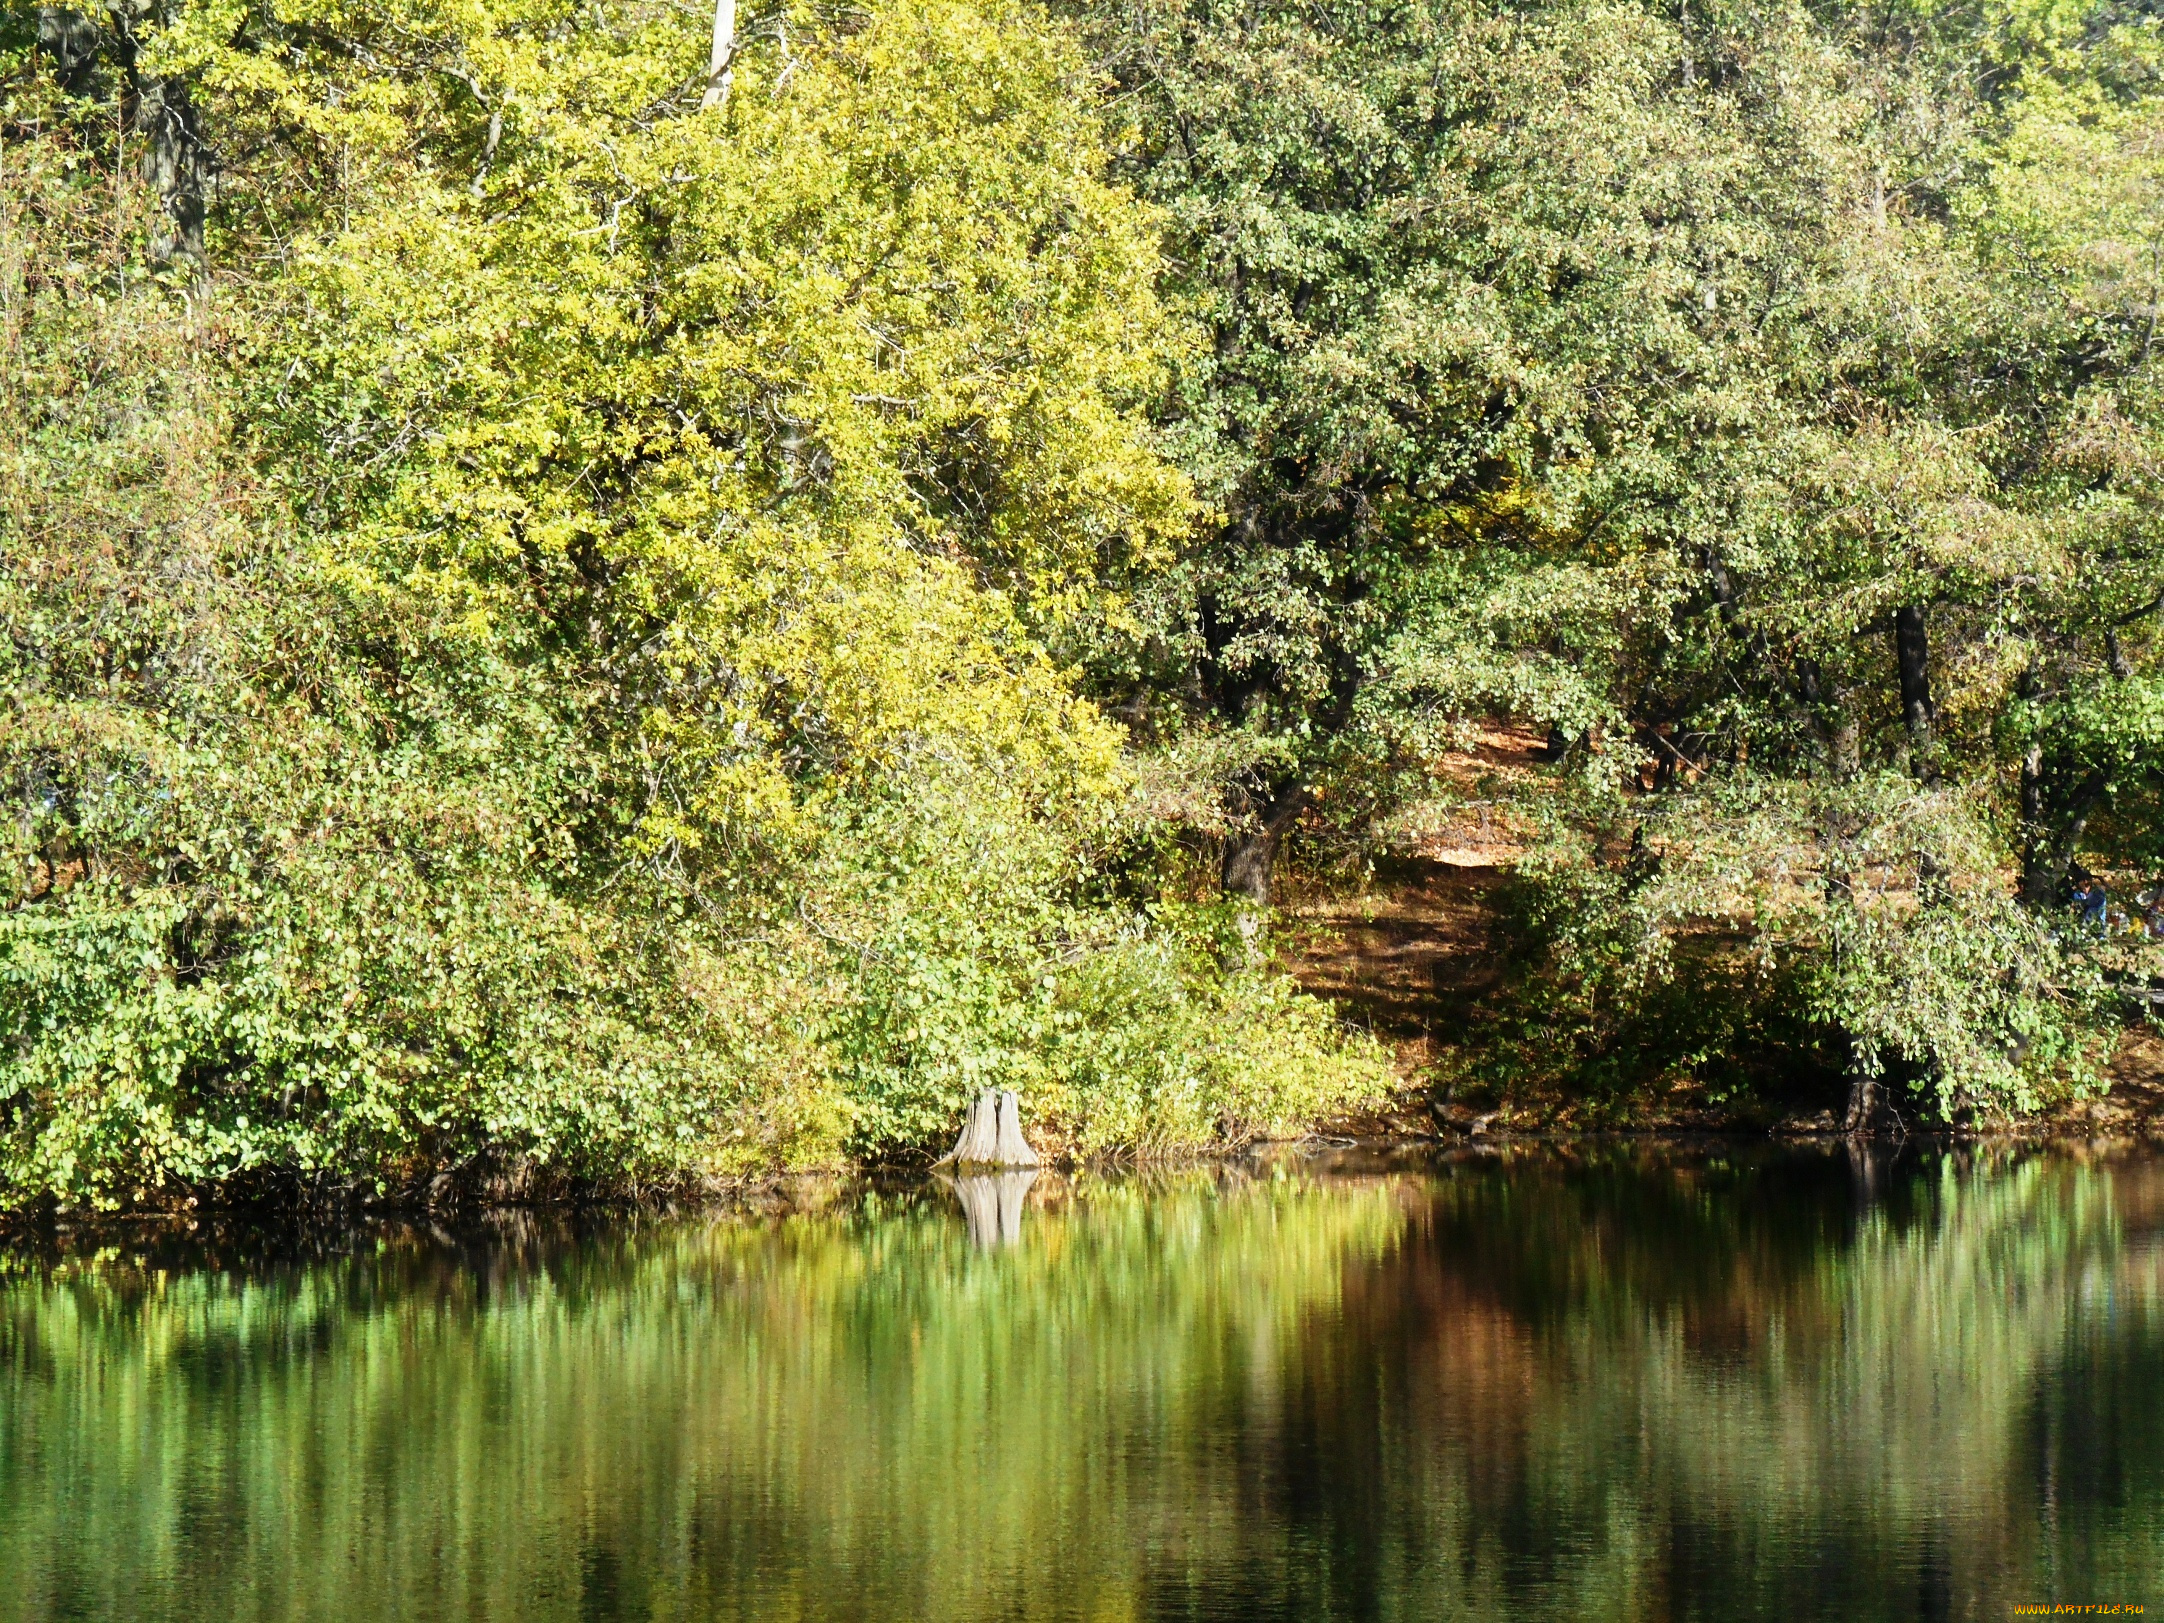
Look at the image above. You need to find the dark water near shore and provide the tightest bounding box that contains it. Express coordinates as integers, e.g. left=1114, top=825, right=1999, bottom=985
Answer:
left=1, top=1144, right=2160, bottom=1621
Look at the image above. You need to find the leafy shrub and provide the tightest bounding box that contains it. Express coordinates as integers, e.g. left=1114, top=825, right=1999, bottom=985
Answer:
left=1463, top=774, right=2116, bottom=1123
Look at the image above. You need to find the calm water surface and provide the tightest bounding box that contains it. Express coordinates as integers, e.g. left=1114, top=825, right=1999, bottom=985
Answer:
left=1, top=1143, right=2160, bottom=1621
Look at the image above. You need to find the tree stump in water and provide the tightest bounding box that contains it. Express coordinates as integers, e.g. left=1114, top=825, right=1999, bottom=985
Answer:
left=992, top=1089, right=1039, bottom=1166
left=935, top=1087, right=1041, bottom=1168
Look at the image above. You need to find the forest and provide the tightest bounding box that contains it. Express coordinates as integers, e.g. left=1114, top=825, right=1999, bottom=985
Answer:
left=6, top=0, right=2164, bottom=1207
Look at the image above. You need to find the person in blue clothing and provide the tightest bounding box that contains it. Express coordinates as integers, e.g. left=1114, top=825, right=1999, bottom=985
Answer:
left=2075, top=876, right=2110, bottom=932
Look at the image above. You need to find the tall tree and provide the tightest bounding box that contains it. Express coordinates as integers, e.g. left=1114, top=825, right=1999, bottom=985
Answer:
left=1071, top=0, right=1919, bottom=902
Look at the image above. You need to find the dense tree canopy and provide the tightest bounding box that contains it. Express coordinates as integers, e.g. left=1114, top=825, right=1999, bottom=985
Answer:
left=1067, top=0, right=2164, bottom=1119
left=7, top=0, right=2164, bottom=1205
left=0, top=0, right=1380, bottom=1206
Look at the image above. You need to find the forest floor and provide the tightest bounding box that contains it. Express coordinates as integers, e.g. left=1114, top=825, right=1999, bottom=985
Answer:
left=1282, top=726, right=2164, bottom=1143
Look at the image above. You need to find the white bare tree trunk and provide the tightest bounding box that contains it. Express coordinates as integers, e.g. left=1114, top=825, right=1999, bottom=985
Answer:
left=935, top=1088, right=1041, bottom=1168
left=702, top=0, right=738, bottom=111
left=993, top=1089, right=1040, bottom=1167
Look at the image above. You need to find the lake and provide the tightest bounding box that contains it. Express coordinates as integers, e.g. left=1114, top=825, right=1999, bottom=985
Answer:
left=0, top=1143, right=2158, bottom=1620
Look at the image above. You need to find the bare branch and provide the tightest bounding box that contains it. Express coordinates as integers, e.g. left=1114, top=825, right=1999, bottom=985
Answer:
left=701, top=0, right=739, bottom=111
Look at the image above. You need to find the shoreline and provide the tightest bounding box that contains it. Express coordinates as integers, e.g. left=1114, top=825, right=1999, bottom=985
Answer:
left=6, top=1127, right=2159, bottom=1238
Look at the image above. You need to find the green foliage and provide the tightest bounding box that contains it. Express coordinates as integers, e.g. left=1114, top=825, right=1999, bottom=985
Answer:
left=1483, top=775, right=2112, bottom=1120
left=0, top=137, right=784, bottom=1199
left=0, top=0, right=1387, bottom=1209
left=793, top=782, right=1383, bottom=1153
left=18, top=0, right=2164, bottom=1185
left=1064, top=0, right=2164, bottom=1119
left=1065, top=0, right=1904, bottom=869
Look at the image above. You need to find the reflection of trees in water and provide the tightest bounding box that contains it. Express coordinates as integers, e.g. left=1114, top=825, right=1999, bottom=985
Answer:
left=0, top=1150, right=2157, bottom=1621
left=0, top=1170, right=1405, bottom=1622
left=1293, top=1144, right=2164, bottom=1617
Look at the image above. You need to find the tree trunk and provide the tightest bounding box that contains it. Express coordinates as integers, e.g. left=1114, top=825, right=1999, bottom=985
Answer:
left=37, top=4, right=208, bottom=267
left=1221, top=780, right=1308, bottom=906
left=1830, top=705, right=1860, bottom=781
left=938, top=1088, right=1000, bottom=1165
left=1795, top=659, right=1860, bottom=780
left=2017, top=663, right=2059, bottom=907
left=1843, top=1051, right=1881, bottom=1137
left=1221, top=827, right=1280, bottom=905
left=133, top=70, right=207, bottom=267
left=992, top=1089, right=1039, bottom=1167
left=1894, top=603, right=1935, bottom=780
left=2019, top=741, right=2053, bottom=906
left=2020, top=764, right=2106, bottom=909
left=35, top=8, right=101, bottom=96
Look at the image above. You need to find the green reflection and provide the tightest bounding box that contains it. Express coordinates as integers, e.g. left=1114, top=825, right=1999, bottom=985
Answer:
left=0, top=1149, right=2158, bottom=1622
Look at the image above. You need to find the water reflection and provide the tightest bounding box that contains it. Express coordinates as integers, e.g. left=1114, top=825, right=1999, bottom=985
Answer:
left=941, top=1169, right=1038, bottom=1247
left=0, top=1145, right=2158, bottom=1621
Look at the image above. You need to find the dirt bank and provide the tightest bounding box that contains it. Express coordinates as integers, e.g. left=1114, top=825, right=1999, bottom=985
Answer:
left=1283, top=840, right=2164, bottom=1143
